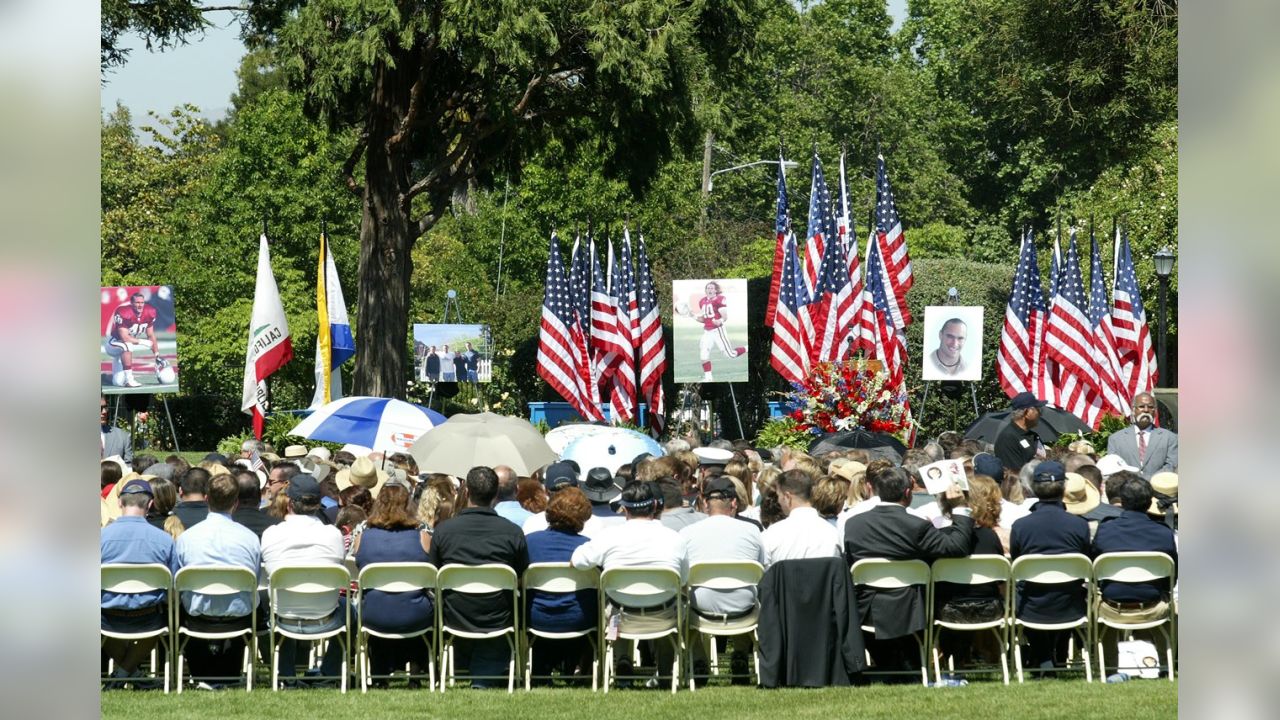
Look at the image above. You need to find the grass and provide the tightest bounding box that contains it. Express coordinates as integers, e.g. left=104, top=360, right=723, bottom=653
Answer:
left=103, top=681, right=1177, bottom=719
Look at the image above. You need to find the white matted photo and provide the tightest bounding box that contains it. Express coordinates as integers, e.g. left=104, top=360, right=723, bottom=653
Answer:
left=672, top=278, right=748, bottom=383
left=921, top=306, right=983, bottom=382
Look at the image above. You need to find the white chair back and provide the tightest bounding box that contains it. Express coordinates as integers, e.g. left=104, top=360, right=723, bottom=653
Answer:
left=851, top=558, right=931, bottom=589
left=687, top=561, right=764, bottom=591
left=1010, top=553, right=1092, bottom=585
left=524, top=563, right=599, bottom=594
left=175, top=565, right=258, bottom=598
left=437, top=563, right=518, bottom=594
left=600, top=566, right=682, bottom=606
left=1093, top=552, right=1174, bottom=585
left=931, top=555, right=1011, bottom=586
left=357, top=562, right=438, bottom=593
left=102, top=563, right=172, bottom=595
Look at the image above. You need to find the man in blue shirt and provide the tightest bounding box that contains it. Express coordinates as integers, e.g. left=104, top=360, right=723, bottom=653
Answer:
left=101, top=478, right=177, bottom=682
left=175, top=472, right=262, bottom=681
left=492, top=465, right=532, bottom=527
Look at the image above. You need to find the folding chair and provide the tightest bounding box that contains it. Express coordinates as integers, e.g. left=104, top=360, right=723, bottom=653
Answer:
left=172, top=565, right=259, bottom=692
left=850, top=559, right=932, bottom=687
left=928, top=555, right=1012, bottom=685
left=356, top=562, right=438, bottom=693
left=268, top=564, right=352, bottom=693
left=1010, top=553, right=1093, bottom=683
left=521, top=563, right=600, bottom=691
left=599, top=566, right=684, bottom=694
left=685, top=561, right=764, bottom=690
left=436, top=564, right=520, bottom=693
left=100, top=563, right=173, bottom=693
left=1092, top=552, right=1176, bottom=682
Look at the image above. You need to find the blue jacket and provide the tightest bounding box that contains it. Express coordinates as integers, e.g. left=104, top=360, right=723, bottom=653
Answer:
left=1010, top=500, right=1090, bottom=623
left=1092, top=510, right=1177, bottom=602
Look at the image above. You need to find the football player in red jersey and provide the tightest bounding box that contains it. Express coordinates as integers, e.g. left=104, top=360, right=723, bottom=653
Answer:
left=697, top=281, right=746, bottom=382
left=105, top=292, right=159, bottom=388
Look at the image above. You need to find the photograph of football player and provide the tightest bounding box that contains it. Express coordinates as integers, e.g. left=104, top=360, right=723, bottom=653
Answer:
left=920, top=305, right=984, bottom=382
left=100, top=285, right=180, bottom=393
left=672, top=278, right=749, bottom=383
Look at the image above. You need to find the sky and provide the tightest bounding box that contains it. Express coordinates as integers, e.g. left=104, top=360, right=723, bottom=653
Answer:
left=100, top=1, right=909, bottom=125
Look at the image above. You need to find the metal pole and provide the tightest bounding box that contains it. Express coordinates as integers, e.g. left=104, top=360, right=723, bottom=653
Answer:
left=970, top=383, right=979, bottom=419
left=162, top=395, right=181, bottom=453
left=726, top=384, right=745, bottom=440
left=1157, top=276, right=1169, bottom=388
left=918, top=382, right=930, bottom=429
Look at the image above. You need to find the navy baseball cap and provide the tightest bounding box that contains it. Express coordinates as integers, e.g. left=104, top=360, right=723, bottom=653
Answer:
left=544, top=461, right=579, bottom=491
left=1011, top=392, right=1047, bottom=411
left=973, top=453, right=1004, bottom=480
left=1032, top=460, right=1066, bottom=484
left=287, top=473, right=323, bottom=502
left=119, top=478, right=154, bottom=496
left=702, top=477, right=737, bottom=500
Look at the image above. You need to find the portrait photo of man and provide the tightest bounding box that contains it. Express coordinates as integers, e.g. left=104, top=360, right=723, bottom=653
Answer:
left=921, top=306, right=983, bottom=382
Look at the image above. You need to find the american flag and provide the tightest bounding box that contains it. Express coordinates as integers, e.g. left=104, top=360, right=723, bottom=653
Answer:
left=1111, top=225, right=1158, bottom=397
left=1087, top=228, right=1130, bottom=419
left=860, top=233, right=905, bottom=387
left=769, top=231, right=809, bottom=385
left=608, top=230, right=640, bottom=423
left=634, top=233, right=666, bottom=434
left=802, top=151, right=837, bottom=298
left=838, top=151, right=870, bottom=356
left=764, top=156, right=793, bottom=327
left=997, top=229, right=1055, bottom=401
left=538, top=231, right=604, bottom=422
left=812, top=211, right=856, bottom=362
left=1047, top=230, right=1105, bottom=427
left=872, top=154, right=913, bottom=329
left=590, top=235, right=627, bottom=406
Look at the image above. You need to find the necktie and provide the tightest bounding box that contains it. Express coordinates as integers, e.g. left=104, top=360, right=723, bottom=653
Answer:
left=1137, top=430, right=1146, bottom=463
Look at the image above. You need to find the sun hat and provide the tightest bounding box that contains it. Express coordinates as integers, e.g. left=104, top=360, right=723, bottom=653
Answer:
left=336, top=456, right=388, bottom=497
left=1062, top=472, right=1100, bottom=515
left=283, top=444, right=309, bottom=459
left=582, top=466, right=622, bottom=503
left=1148, top=471, right=1178, bottom=518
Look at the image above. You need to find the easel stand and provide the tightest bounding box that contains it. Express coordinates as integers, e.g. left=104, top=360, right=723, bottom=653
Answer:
left=114, top=392, right=182, bottom=459
left=725, top=383, right=746, bottom=440
left=917, top=381, right=979, bottom=431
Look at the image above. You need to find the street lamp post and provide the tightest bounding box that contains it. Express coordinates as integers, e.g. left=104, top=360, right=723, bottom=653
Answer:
left=1153, top=246, right=1175, bottom=387
left=699, top=158, right=799, bottom=235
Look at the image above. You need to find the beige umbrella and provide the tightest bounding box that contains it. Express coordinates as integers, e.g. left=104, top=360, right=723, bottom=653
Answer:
left=408, top=412, right=557, bottom=477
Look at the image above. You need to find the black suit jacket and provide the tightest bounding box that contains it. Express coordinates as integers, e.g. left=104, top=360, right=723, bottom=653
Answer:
left=845, top=504, right=975, bottom=638
left=757, top=557, right=865, bottom=687
left=231, top=506, right=281, bottom=539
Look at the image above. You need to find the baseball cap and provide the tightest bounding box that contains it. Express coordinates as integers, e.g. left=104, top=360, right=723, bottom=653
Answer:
left=973, top=453, right=1005, bottom=481
left=287, top=474, right=323, bottom=503
left=1096, top=454, right=1139, bottom=478
left=544, top=461, right=579, bottom=491
left=1031, top=460, right=1066, bottom=484
left=702, top=476, right=738, bottom=500
left=1010, top=392, right=1047, bottom=411
left=118, top=478, right=154, bottom=496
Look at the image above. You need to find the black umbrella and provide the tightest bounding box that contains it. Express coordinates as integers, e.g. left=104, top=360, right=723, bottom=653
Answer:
left=964, top=406, right=1092, bottom=446
left=808, top=429, right=909, bottom=464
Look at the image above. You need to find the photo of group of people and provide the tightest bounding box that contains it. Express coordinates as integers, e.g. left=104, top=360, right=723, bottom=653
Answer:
left=100, top=285, right=180, bottom=394
left=413, top=324, right=492, bottom=383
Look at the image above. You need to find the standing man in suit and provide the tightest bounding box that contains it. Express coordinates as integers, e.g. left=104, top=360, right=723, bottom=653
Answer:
left=1106, top=393, right=1177, bottom=478
left=100, top=395, right=132, bottom=462
left=845, top=465, right=974, bottom=676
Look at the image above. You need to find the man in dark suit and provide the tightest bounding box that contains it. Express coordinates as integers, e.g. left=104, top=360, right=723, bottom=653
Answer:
left=229, top=469, right=279, bottom=538
left=845, top=465, right=974, bottom=677
left=100, top=395, right=132, bottom=462
left=1106, top=393, right=1177, bottom=479
left=1010, top=460, right=1091, bottom=671
left=1091, top=471, right=1177, bottom=672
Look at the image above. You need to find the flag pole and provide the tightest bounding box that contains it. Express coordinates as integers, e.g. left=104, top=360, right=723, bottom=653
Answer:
left=262, top=218, right=271, bottom=421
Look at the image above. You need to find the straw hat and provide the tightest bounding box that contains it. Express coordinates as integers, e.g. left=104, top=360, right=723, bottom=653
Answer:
left=829, top=459, right=867, bottom=483
left=1062, top=472, right=1100, bottom=515
left=1148, top=471, right=1178, bottom=517
left=283, top=444, right=309, bottom=459
left=307, top=447, right=332, bottom=462
left=336, top=456, right=388, bottom=497
left=293, top=456, right=330, bottom=483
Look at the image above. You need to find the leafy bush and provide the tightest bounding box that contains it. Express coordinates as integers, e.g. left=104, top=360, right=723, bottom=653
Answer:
left=755, top=417, right=812, bottom=452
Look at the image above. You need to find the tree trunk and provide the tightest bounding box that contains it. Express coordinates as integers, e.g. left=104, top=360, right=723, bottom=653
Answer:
left=353, top=63, right=414, bottom=399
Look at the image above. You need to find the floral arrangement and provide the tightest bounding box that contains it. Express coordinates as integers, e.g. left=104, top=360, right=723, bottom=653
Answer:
left=784, top=357, right=915, bottom=442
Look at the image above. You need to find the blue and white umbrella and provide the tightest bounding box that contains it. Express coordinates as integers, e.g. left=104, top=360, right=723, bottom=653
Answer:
left=560, top=428, right=664, bottom=477
left=290, top=396, right=447, bottom=454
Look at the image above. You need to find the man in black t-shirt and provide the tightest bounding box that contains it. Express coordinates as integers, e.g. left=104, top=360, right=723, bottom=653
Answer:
left=994, top=392, right=1046, bottom=473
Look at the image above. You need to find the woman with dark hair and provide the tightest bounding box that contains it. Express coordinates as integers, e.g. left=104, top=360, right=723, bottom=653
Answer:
left=352, top=483, right=433, bottom=687
left=524, top=487, right=597, bottom=681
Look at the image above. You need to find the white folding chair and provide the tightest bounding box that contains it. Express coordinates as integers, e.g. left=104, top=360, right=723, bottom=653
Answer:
left=355, top=562, right=438, bottom=693
left=850, top=559, right=932, bottom=687
left=928, top=555, right=1012, bottom=685
left=172, top=565, right=258, bottom=692
left=599, top=566, right=684, bottom=694
left=685, top=561, right=764, bottom=690
left=521, top=563, right=600, bottom=691
left=1092, top=552, right=1176, bottom=681
left=1010, top=553, right=1093, bottom=683
left=100, top=563, right=173, bottom=693
left=268, top=564, right=352, bottom=693
left=436, top=564, right=520, bottom=693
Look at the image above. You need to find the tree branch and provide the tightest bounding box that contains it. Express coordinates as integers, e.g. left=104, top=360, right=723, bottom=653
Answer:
left=342, top=133, right=368, bottom=197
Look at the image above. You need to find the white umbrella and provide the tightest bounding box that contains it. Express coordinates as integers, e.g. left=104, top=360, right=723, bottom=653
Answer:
left=409, top=412, right=558, bottom=477
left=289, top=396, right=446, bottom=454
left=560, top=427, right=664, bottom=477
left=544, top=423, right=615, bottom=455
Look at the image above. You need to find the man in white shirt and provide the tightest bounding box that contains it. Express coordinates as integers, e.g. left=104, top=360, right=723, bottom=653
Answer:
left=572, top=480, right=688, bottom=683
left=260, top=474, right=346, bottom=684
left=762, top=469, right=842, bottom=564
left=1106, top=392, right=1178, bottom=479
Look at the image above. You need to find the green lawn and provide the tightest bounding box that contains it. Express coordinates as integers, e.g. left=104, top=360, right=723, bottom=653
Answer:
left=103, top=681, right=1177, bottom=719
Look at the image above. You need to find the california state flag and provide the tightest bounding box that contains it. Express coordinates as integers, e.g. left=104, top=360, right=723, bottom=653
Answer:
left=242, top=233, right=294, bottom=438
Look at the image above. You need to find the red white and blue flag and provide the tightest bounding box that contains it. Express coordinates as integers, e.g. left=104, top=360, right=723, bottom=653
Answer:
left=860, top=233, right=906, bottom=387
left=1047, top=230, right=1105, bottom=426
left=634, top=233, right=666, bottom=434
left=997, top=230, right=1054, bottom=402
left=1111, top=226, right=1158, bottom=397
left=764, top=155, right=793, bottom=327
left=538, top=231, right=604, bottom=422
left=608, top=231, right=640, bottom=423
left=1087, top=228, right=1130, bottom=419
left=871, top=155, right=913, bottom=330
left=769, top=231, right=809, bottom=385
